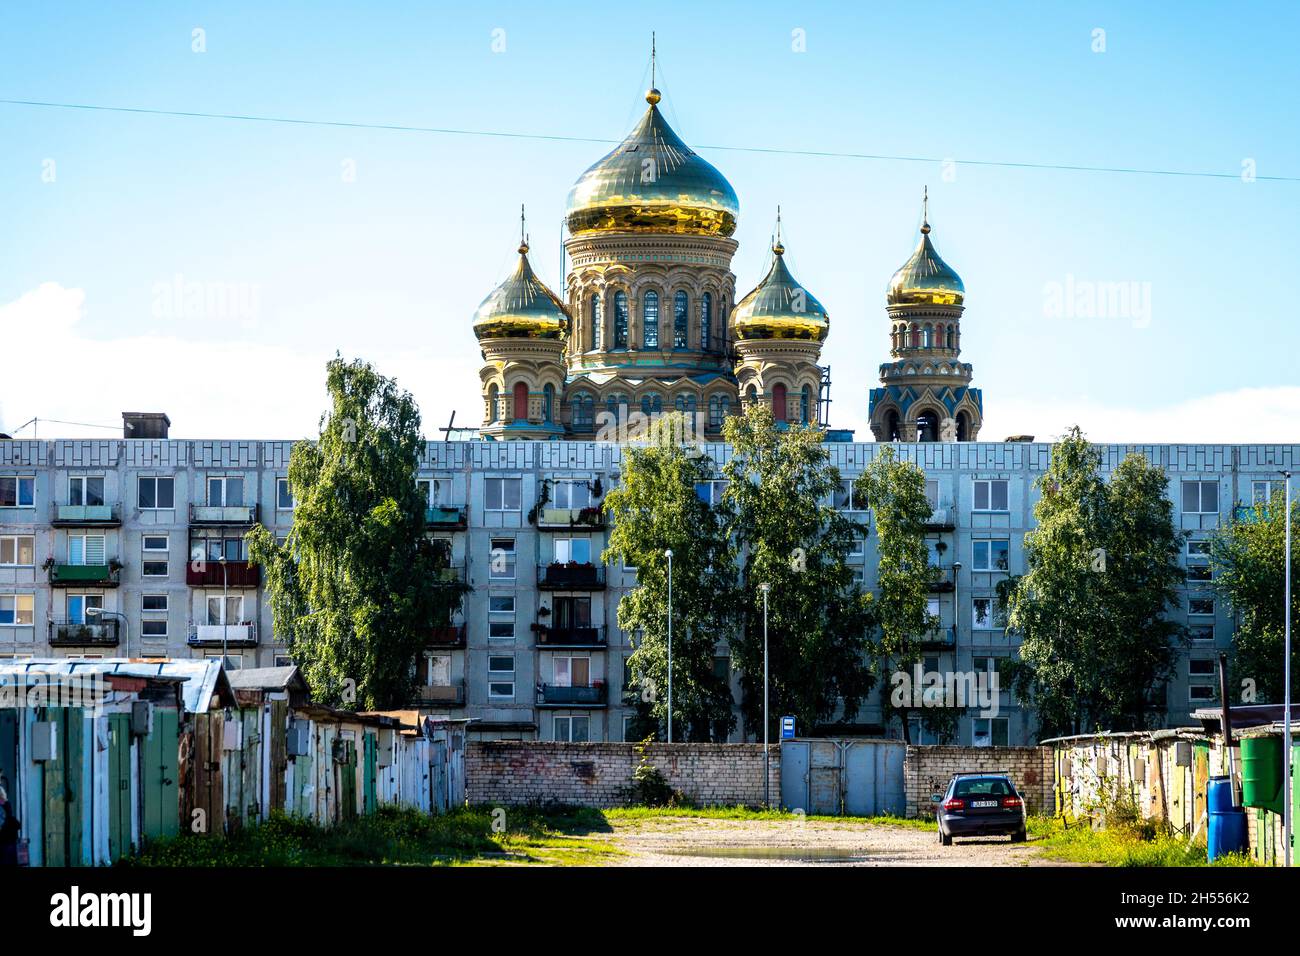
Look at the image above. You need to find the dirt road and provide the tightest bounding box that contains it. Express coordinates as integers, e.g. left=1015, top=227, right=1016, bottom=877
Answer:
left=604, top=815, right=1058, bottom=866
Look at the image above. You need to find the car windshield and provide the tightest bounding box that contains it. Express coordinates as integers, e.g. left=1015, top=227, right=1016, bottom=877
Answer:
left=953, top=778, right=1013, bottom=797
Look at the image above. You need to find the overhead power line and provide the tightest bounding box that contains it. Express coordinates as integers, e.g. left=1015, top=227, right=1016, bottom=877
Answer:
left=2, top=97, right=1296, bottom=183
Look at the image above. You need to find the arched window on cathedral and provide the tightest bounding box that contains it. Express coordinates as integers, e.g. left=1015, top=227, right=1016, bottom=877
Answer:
left=590, top=293, right=602, bottom=350
left=641, top=393, right=663, bottom=416
left=933, top=323, right=943, bottom=349
left=772, top=383, right=788, bottom=423
left=673, top=290, right=689, bottom=349
left=543, top=384, right=555, bottom=423
left=910, top=324, right=920, bottom=348
left=512, top=382, right=529, bottom=422
left=700, top=293, right=713, bottom=351
left=613, top=291, right=628, bottom=348
left=674, top=393, right=697, bottom=415
left=745, top=384, right=757, bottom=406
left=801, top=385, right=813, bottom=423
left=487, top=384, right=499, bottom=422
left=922, top=325, right=932, bottom=349
left=571, top=392, right=594, bottom=431
left=947, top=326, right=955, bottom=349
left=642, top=291, right=659, bottom=349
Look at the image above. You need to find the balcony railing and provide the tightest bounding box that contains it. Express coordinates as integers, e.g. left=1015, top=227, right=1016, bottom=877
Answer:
left=432, top=564, right=467, bottom=586
left=189, top=503, right=260, bottom=526
left=425, top=505, right=467, bottom=529
left=920, top=625, right=957, bottom=649
left=49, top=620, right=120, bottom=647
left=537, top=683, right=608, bottom=707
left=427, top=624, right=467, bottom=648
left=186, top=559, right=261, bottom=587
left=52, top=503, right=122, bottom=527
left=535, top=506, right=605, bottom=530
left=418, top=681, right=466, bottom=706
left=927, top=566, right=956, bottom=593
left=49, top=563, right=122, bottom=588
left=536, top=625, right=605, bottom=647
left=924, top=506, right=955, bottom=531
left=537, top=563, right=606, bottom=590
left=187, top=623, right=258, bottom=647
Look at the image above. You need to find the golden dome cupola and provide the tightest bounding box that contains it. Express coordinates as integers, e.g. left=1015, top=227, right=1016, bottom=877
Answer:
left=565, top=87, right=739, bottom=237
left=731, top=226, right=829, bottom=342
left=887, top=193, right=964, bottom=307
left=472, top=234, right=571, bottom=341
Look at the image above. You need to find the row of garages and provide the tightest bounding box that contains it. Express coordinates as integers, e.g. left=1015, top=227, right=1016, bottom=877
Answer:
left=0, top=659, right=466, bottom=866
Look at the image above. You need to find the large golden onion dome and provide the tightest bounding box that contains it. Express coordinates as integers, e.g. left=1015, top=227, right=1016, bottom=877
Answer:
left=472, top=239, right=570, bottom=341
left=732, top=237, right=830, bottom=342
left=565, top=89, right=739, bottom=237
left=887, top=214, right=965, bottom=307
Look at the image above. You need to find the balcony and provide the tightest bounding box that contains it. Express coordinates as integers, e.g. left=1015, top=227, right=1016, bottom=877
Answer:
left=189, top=503, right=260, bottom=526
left=49, top=620, right=120, bottom=648
left=427, top=624, right=467, bottom=648
left=49, top=563, right=121, bottom=588
left=418, top=681, right=466, bottom=706
left=432, top=564, right=467, bottom=586
left=923, top=506, right=955, bottom=532
left=425, top=505, right=467, bottom=529
left=927, top=566, right=956, bottom=593
left=920, top=626, right=957, bottom=650
left=537, top=683, right=608, bottom=707
left=186, top=559, right=261, bottom=587
left=537, top=563, right=606, bottom=590
left=52, top=503, right=122, bottom=527
left=187, top=623, right=258, bottom=647
left=536, top=625, right=606, bottom=648
left=535, top=506, right=605, bottom=530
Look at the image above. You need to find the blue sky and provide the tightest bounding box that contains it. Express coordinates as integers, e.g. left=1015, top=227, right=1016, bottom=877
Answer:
left=2, top=1, right=1297, bottom=441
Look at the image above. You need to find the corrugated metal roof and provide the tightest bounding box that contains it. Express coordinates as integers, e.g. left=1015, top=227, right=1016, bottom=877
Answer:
left=0, top=658, right=233, bottom=713
left=226, top=666, right=305, bottom=692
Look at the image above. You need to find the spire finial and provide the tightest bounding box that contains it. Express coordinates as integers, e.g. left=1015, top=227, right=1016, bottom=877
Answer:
left=920, top=186, right=931, bottom=235
left=518, top=204, right=529, bottom=255
left=646, top=33, right=662, bottom=105
left=773, top=206, right=784, bottom=256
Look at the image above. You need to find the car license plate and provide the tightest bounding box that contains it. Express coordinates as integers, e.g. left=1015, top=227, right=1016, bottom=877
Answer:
left=972, top=800, right=998, bottom=808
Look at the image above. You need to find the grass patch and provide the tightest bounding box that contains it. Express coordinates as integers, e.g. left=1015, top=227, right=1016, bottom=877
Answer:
left=1034, top=817, right=1255, bottom=867
left=603, top=805, right=935, bottom=829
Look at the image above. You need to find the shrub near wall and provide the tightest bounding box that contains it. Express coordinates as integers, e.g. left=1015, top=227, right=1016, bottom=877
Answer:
left=905, top=746, right=1054, bottom=818
left=466, top=741, right=781, bottom=808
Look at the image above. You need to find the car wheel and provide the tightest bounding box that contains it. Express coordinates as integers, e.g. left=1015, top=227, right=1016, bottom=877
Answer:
left=940, top=830, right=952, bottom=846
left=1011, top=828, right=1027, bottom=843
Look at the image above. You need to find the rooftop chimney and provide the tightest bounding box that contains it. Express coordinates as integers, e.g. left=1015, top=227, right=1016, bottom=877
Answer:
left=122, top=412, right=171, bottom=439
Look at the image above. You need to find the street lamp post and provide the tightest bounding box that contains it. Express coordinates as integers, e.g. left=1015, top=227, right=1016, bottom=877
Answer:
left=665, top=548, right=673, bottom=744
left=760, top=582, right=771, bottom=807
left=219, top=554, right=229, bottom=671
left=1284, top=471, right=1293, bottom=867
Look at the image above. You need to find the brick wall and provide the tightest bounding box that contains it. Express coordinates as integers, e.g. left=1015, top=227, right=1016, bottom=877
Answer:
left=466, top=741, right=781, bottom=807
left=905, top=745, right=1053, bottom=817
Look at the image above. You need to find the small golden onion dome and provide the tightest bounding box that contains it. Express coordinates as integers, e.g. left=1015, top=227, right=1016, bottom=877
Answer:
left=565, top=90, right=739, bottom=237
left=472, top=241, right=570, bottom=341
left=732, top=242, right=830, bottom=342
left=887, top=219, right=965, bottom=307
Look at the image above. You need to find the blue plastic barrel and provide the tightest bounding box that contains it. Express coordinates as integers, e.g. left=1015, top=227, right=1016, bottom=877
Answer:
left=1207, top=775, right=1235, bottom=813
left=1207, top=807, right=1249, bottom=861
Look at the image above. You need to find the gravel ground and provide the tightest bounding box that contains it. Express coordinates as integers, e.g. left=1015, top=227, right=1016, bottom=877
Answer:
left=605, top=816, right=1060, bottom=866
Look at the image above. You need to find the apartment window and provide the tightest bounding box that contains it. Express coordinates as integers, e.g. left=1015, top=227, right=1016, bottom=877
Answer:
left=138, top=476, right=175, bottom=510
left=1190, top=626, right=1215, bottom=643
left=1186, top=565, right=1213, bottom=584
left=972, top=539, right=1010, bottom=572
left=972, top=598, right=1006, bottom=630
left=69, top=476, right=105, bottom=507
left=68, top=533, right=106, bottom=566
left=925, top=479, right=940, bottom=509
left=972, top=717, right=1009, bottom=747
left=487, top=655, right=515, bottom=699
left=1189, top=597, right=1215, bottom=617
left=1187, top=540, right=1211, bottom=558
left=1252, top=479, right=1284, bottom=506
left=834, top=480, right=866, bottom=512
left=203, top=537, right=247, bottom=562
left=484, top=477, right=522, bottom=512
left=206, top=594, right=244, bottom=626
left=554, top=538, right=592, bottom=565
left=1189, top=658, right=1217, bottom=702
left=972, top=479, right=1009, bottom=512
left=622, top=715, right=635, bottom=743
left=553, top=596, right=592, bottom=630
left=141, top=594, right=168, bottom=639
left=142, top=594, right=168, bottom=612
left=205, top=652, right=243, bottom=670
left=142, top=534, right=169, bottom=577
left=1181, top=480, right=1219, bottom=515
left=0, top=476, right=35, bottom=508
left=694, top=480, right=727, bottom=506
left=551, top=479, right=592, bottom=510
left=276, top=478, right=295, bottom=510
left=554, top=715, right=591, bottom=742
left=417, top=478, right=449, bottom=507
left=66, top=593, right=103, bottom=625
left=488, top=595, right=516, bottom=640
left=849, top=534, right=865, bottom=558
left=489, top=538, right=516, bottom=579
left=0, top=535, right=35, bottom=567
left=907, top=719, right=942, bottom=746
left=207, top=476, right=245, bottom=507
left=0, top=594, right=34, bottom=626
left=554, top=655, right=591, bottom=688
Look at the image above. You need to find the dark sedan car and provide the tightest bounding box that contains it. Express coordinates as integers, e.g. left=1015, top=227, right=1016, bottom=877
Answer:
left=934, top=774, right=1027, bottom=845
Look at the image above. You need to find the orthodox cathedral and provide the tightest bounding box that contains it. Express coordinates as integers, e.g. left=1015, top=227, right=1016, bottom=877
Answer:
left=472, top=76, right=983, bottom=444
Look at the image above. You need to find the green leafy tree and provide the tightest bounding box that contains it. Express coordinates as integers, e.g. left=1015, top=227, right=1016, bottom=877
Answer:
left=247, top=357, right=465, bottom=709
left=1210, top=489, right=1300, bottom=703
left=855, top=445, right=944, bottom=743
left=602, top=412, right=738, bottom=741
left=1001, top=426, right=1184, bottom=736
left=722, top=404, right=876, bottom=738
